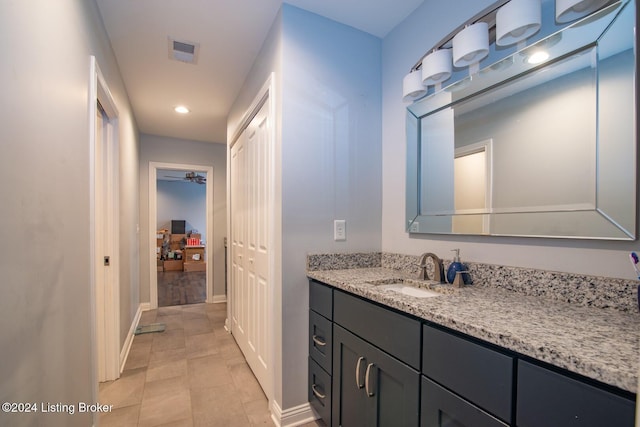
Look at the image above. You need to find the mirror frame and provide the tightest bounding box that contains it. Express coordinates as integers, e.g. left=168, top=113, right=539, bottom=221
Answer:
left=406, top=0, right=637, bottom=240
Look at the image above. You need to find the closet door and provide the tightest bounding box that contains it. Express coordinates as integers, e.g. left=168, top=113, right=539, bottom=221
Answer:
left=230, top=98, right=272, bottom=395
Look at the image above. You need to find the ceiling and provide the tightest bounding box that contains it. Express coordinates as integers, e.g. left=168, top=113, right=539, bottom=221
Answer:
left=96, top=0, right=425, bottom=144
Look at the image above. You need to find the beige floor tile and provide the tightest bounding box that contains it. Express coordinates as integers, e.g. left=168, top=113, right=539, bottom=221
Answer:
left=139, top=377, right=191, bottom=427
left=153, top=418, right=194, bottom=427
left=190, top=383, right=245, bottom=419
left=138, top=392, right=192, bottom=427
left=157, top=306, right=184, bottom=317
left=99, top=368, right=147, bottom=409
left=185, top=332, right=219, bottom=359
left=145, top=358, right=188, bottom=383
left=183, top=317, right=213, bottom=336
left=182, top=304, right=208, bottom=318
left=155, top=314, right=184, bottom=331
left=99, top=404, right=140, bottom=427
left=207, top=302, right=227, bottom=312
left=193, top=411, right=251, bottom=427
left=100, top=302, right=285, bottom=427
left=228, top=361, right=267, bottom=403
left=243, top=398, right=273, bottom=426
left=124, top=341, right=153, bottom=370
left=149, top=347, right=187, bottom=365
left=152, top=328, right=186, bottom=352
left=187, top=355, right=234, bottom=390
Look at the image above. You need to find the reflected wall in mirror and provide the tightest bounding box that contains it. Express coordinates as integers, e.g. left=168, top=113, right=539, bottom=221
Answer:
left=406, top=0, right=636, bottom=239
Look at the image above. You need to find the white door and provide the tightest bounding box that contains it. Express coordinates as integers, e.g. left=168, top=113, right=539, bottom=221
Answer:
left=230, top=99, right=271, bottom=394
left=95, top=100, right=120, bottom=382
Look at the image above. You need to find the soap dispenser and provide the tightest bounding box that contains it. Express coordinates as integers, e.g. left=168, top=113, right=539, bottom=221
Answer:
left=446, top=249, right=467, bottom=285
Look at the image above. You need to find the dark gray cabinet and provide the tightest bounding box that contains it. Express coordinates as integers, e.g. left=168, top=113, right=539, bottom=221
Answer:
left=308, top=279, right=636, bottom=427
left=309, top=280, right=334, bottom=426
left=516, top=360, right=636, bottom=427
left=422, top=325, right=513, bottom=424
left=333, top=325, right=420, bottom=427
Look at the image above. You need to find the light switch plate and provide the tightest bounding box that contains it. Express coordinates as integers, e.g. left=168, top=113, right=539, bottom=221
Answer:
left=334, top=220, right=346, bottom=241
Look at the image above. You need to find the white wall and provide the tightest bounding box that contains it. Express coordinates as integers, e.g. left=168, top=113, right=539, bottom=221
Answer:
left=382, top=0, right=639, bottom=279
left=0, top=1, right=140, bottom=426
left=139, top=134, right=227, bottom=301
left=157, top=180, right=206, bottom=240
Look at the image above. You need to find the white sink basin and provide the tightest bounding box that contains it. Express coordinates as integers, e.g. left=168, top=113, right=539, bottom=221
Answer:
left=375, top=283, right=441, bottom=298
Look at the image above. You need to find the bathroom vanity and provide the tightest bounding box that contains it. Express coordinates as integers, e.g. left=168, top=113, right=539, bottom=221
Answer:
left=307, top=261, right=638, bottom=427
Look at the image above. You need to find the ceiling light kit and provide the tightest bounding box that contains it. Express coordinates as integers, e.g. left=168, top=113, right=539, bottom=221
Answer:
left=402, top=0, right=615, bottom=100
left=174, top=105, right=190, bottom=114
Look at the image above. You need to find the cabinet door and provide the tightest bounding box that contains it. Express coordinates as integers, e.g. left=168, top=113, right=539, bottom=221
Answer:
left=333, top=325, right=420, bottom=427
left=516, top=360, right=635, bottom=427
left=421, top=377, right=508, bottom=427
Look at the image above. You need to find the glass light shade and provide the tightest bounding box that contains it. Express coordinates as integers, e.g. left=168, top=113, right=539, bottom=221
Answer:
left=496, top=0, right=541, bottom=46
left=556, top=0, right=609, bottom=23
left=452, top=22, right=489, bottom=67
left=403, top=70, right=426, bottom=101
left=421, top=49, right=453, bottom=85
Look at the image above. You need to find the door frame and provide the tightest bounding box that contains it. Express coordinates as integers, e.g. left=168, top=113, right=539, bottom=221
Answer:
left=148, top=162, right=214, bottom=309
left=89, top=56, right=121, bottom=392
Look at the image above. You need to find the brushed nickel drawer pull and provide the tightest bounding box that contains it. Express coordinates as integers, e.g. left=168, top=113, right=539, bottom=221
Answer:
left=355, top=356, right=365, bottom=388
left=311, top=384, right=326, bottom=400
left=365, top=363, right=375, bottom=397
left=312, top=335, right=326, bottom=347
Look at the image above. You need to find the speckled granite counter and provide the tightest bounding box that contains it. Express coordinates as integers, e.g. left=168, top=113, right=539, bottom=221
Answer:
left=307, top=266, right=640, bottom=394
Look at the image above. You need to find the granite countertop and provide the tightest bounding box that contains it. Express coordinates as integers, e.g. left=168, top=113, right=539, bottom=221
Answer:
left=307, top=267, right=640, bottom=394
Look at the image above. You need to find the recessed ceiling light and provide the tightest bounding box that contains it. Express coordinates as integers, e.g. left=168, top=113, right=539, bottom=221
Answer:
left=174, top=106, right=190, bottom=114
left=527, top=51, right=549, bottom=64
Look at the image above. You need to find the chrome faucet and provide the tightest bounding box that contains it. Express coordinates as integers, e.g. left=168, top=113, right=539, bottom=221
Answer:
left=418, top=252, right=445, bottom=283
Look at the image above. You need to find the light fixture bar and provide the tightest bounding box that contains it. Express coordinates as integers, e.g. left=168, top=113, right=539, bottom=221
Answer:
left=410, top=0, right=510, bottom=72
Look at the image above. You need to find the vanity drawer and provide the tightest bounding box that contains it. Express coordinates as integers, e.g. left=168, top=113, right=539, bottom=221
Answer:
left=309, top=357, right=332, bottom=426
left=309, top=309, right=332, bottom=373
left=334, top=290, right=421, bottom=369
left=310, top=280, right=333, bottom=320
left=516, top=360, right=636, bottom=427
left=422, top=325, right=513, bottom=423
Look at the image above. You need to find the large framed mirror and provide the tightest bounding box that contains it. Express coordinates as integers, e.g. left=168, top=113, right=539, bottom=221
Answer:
left=406, top=0, right=636, bottom=239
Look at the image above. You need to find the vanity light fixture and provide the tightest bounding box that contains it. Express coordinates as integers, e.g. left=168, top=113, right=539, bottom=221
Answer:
left=403, top=70, right=427, bottom=101
left=421, top=49, right=453, bottom=85
left=496, top=0, right=542, bottom=46
left=555, top=0, right=610, bottom=23
left=452, top=22, right=490, bottom=68
left=174, top=105, right=190, bottom=114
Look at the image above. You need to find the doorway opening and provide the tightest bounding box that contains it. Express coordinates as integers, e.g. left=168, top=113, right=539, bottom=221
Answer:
left=156, top=169, right=207, bottom=306
left=149, top=162, right=214, bottom=309
left=453, top=139, right=493, bottom=234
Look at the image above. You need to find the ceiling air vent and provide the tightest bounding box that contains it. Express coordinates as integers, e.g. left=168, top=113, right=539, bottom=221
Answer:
left=168, top=37, right=200, bottom=64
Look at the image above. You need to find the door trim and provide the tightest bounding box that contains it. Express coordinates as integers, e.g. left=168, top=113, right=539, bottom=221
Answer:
left=89, top=56, right=120, bottom=393
left=148, top=162, right=214, bottom=309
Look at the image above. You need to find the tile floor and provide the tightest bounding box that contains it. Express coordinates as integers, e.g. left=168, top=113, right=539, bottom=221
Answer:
left=99, top=302, right=323, bottom=427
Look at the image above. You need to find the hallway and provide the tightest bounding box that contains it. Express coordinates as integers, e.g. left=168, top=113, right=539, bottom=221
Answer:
left=98, top=303, right=322, bottom=426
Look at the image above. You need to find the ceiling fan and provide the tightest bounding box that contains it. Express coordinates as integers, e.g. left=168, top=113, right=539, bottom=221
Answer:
left=163, top=171, right=206, bottom=184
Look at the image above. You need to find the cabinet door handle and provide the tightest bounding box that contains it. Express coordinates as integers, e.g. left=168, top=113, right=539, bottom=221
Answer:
left=311, top=384, right=326, bottom=400
left=365, top=363, right=375, bottom=397
left=312, top=335, right=326, bottom=347
left=355, top=356, right=365, bottom=389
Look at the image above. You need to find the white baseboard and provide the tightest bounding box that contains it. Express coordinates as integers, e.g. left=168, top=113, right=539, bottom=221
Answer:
left=119, top=303, right=146, bottom=373
left=270, top=400, right=318, bottom=427
left=211, top=295, right=227, bottom=303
